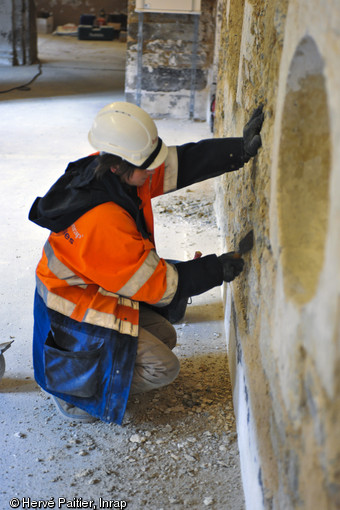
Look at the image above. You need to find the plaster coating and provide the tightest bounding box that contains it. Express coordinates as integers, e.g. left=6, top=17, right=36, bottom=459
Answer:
left=278, top=37, right=330, bottom=307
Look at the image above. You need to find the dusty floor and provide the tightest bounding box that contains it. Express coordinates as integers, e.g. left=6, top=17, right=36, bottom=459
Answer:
left=0, top=35, right=245, bottom=509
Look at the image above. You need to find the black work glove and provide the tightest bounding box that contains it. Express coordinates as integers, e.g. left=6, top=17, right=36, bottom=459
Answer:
left=218, top=252, right=244, bottom=282
left=243, top=105, right=264, bottom=163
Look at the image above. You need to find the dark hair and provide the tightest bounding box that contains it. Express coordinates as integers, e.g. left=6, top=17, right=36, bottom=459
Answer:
left=94, top=152, right=136, bottom=181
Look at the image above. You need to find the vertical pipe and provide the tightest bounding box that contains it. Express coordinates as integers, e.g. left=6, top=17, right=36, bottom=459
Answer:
left=136, top=11, right=144, bottom=107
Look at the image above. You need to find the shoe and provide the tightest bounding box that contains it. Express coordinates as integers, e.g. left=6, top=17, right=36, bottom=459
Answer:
left=52, top=396, right=97, bottom=423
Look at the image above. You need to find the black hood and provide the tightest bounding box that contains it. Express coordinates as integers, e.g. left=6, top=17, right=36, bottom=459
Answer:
left=28, top=155, right=149, bottom=238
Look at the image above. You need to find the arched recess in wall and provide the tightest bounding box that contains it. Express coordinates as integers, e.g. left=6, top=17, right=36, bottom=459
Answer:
left=277, top=36, right=331, bottom=306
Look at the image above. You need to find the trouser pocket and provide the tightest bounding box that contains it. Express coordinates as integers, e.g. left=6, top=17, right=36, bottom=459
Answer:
left=44, top=329, right=104, bottom=398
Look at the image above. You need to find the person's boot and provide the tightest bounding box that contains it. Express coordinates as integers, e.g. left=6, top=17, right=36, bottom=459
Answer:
left=52, top=396, right=97, bottom=423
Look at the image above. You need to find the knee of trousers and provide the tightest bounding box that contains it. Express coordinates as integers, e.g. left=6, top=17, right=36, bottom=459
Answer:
left=164, top=352, right=180, bottom=385
left=152, top=350, right=180, bottom=388
left=130, top=351, right=180, bottom=395
left=166, top=323, right=178, bottom=350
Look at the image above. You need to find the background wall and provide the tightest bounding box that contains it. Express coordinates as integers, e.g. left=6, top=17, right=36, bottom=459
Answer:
left=0, top=0, right=126, bottom=65
left=34, top=0, right=127, bottom=30
left=213, top=0, right=340, bottom=508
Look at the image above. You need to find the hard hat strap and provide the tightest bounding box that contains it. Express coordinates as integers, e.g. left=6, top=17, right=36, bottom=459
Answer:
left=139, top=137, right=163, bottom=169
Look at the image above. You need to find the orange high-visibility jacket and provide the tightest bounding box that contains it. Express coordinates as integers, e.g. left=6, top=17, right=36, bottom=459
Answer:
left=30, top=137, right=245, bottom=423
left=35, top=146, right=182, bottom=338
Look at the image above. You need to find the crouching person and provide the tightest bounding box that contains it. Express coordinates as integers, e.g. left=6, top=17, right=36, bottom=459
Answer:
left=29, top=102, right=263, bottom=423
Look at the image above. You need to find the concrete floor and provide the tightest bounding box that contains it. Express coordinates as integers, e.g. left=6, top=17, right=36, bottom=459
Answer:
left=0, top=35, right=244, bottom=509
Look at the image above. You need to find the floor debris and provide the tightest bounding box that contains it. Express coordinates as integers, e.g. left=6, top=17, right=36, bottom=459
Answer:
left=1, top=34, right=245, bottom=510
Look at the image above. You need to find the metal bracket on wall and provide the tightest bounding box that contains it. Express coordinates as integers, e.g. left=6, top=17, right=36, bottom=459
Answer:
left=135, top=11, right=201, bottom=119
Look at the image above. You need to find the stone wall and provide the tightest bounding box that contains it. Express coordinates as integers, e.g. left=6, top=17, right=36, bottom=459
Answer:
left=125, top=0, right=216, bottom=119
left=213, top=0, right=340, bottom=508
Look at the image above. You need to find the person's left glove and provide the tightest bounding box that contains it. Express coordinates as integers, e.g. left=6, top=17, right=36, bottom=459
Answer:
left=243, top=104, right=264, bottom=163
left=218, top=252, right=244, bottom=282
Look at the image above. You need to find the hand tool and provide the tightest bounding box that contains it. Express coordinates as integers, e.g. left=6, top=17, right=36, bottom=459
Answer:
left=233, top=229, right=254, bottom=259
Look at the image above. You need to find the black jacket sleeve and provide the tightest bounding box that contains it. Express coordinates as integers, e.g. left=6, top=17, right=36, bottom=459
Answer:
left=171, top=254, right=223, bottom=303
left=176, top=137, right=245, bottom=189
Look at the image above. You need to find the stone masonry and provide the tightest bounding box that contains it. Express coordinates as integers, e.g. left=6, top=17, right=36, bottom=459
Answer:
left=125, top=0, right=216, bottom=119
left=213, top=1, right=340, bottom=508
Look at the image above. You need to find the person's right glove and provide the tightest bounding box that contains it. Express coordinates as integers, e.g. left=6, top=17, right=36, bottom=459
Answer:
left=218, top=252, right=245, bottom=282
left=243, top=104, right=264, bottom=163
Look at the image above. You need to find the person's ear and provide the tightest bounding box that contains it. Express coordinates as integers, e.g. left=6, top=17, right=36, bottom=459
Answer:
left=110, top=166, right=117, bottom=174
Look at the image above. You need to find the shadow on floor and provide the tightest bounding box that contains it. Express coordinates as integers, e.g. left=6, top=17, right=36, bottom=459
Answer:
left=0, top=377, right=40, bottom=393
left=184, top=302, right=224, bottom=323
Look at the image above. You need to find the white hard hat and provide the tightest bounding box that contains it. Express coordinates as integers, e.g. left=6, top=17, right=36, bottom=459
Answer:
left=88, top=102, right=168, bottom=169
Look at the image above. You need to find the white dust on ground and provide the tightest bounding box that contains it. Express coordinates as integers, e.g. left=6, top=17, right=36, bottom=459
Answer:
left=1, top=34, right=245, bottom=507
